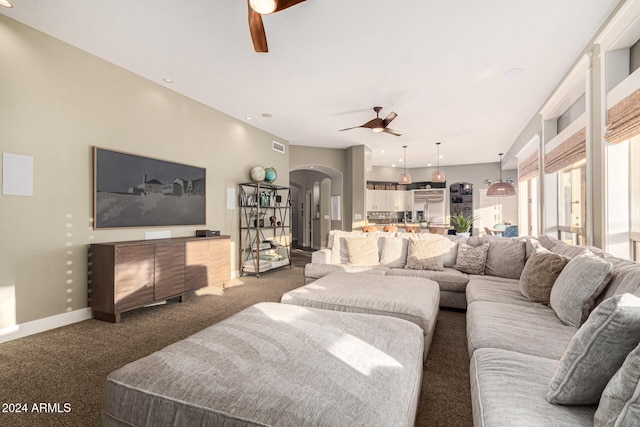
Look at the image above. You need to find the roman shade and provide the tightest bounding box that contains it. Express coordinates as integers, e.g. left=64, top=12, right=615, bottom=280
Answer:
left=518, top=150, right=539, bottom=182
left=605, top=88, right=640, bottom=145
left=545, top=128, right=586, bottom=174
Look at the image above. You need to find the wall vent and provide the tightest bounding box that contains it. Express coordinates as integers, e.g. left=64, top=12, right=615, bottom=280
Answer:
left=272, top=141, right=285, bottom=154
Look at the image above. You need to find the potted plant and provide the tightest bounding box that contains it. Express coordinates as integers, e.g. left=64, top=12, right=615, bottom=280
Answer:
left=418, top=219, right=429, bottom=229
left=450, top=212, right=476, bottom=238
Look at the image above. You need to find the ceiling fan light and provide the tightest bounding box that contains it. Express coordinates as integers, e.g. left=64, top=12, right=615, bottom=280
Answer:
left=372, top=127, right=384, bottom=133
left=432, top=170, right=446, bottom=182
left=0, top=0, right=13, bottom=8
left=249, top=0, right=277, bottom=14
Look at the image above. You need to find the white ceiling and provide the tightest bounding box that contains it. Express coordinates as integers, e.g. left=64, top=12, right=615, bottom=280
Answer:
left=1, top=0, right=621, bottom=168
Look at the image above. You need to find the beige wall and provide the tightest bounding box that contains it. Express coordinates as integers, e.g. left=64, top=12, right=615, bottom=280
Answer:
left=0, top=15, right=288, bottom=330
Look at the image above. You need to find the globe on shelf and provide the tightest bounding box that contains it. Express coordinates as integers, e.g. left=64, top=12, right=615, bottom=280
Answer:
left=250, top=166, right=266, bottom=182
left=264, top=167, right=277, bottom=183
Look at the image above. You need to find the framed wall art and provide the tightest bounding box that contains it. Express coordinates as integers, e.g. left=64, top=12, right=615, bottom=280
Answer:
left=93, top=147, right=206, bottom=229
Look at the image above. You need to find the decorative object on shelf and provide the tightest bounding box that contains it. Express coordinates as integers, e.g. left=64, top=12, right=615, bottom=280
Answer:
left=264, top=166, right=277, bottom=183
left=432, top=142, right=446, bottom=183
left=451, top=212, right=477, bottom=237
left=419, top=219, right=429, bottom=229
left=259, top=191, right=271, bottom=206
left=270, top=215, right=277, bottom=227
left=250, top=165, right=266, bottom=182
left=249, top=209, right=266, bottom=227
left=398, top=145, right=412, bottom=184
left=487, top=153, right=517, bottom=197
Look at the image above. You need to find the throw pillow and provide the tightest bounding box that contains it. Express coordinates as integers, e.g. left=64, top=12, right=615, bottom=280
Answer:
left=547, top=294, right=640, bottom=405
left=594, top=341, right=640, bottom=426
left=331, top=231, right=364, bottom=264
left=550, top=254, right=613, bottom=327
left=443, top=235, right=465, bottom=267
left=405, top=239, right=444, bottom=271
left=551, top=244, right=594, bottom=259
left=453, top=243, right=489, bottom=275
left=484, top=239, right=526, bottom=279
left=519, top=248, right=570, bottom=303
left=379, top=237, right=409, bottom=268
left=345, top=237, right=379, bottom=266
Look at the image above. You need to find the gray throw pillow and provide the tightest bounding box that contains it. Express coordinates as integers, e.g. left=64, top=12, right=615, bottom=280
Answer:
left=453, top=243, right=489, bottom=275
left=484, top=239, right=526, bottom=279
left=519, top=248, right=570, bottom=303
left=550, top=254, right=613, bottom=327
left=547, top=294, right=640, bottom=405
left=595, top=340, right=640, bottom=426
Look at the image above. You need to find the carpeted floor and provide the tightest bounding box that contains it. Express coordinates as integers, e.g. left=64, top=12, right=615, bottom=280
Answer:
left=0, top=249, right=472, bottom=426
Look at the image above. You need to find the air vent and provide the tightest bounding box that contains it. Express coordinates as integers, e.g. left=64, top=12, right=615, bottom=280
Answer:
left=272, top=141, right=285, bottom=154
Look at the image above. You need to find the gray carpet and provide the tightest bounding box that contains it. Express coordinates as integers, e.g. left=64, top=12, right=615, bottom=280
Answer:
left=0, top=249, right=472, bottom=426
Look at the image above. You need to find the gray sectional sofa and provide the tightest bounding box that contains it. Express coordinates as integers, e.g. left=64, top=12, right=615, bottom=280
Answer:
left=305, top=230, right=640, bottom=426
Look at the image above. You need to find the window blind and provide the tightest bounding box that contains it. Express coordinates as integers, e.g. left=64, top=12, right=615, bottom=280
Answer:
left=545, top=128, right=586, bottom=174
left=518, top=150, right=539, bottom=182
left=605, top=88, right=640, bottom=145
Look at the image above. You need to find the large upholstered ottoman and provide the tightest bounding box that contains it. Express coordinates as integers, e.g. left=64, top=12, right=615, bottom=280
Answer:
left=281, top=272, right=440, bottom=360
left=102, top=302, right=424, bottom=427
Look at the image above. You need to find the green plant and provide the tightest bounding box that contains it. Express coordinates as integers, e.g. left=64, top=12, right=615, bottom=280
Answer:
left=418, top=219, right=428, bottom=223
left=450, top=212, right=476, bottom=233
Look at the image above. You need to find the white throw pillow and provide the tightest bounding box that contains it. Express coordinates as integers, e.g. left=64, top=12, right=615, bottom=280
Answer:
left=379, top=237, right=409, bottom=268
left=405, top=239, right=444, bottom=271
left=345, top=237, right=380, bottom=266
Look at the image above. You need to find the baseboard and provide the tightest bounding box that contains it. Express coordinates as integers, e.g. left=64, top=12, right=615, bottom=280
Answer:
left=0, top=308, right=92, bottom=344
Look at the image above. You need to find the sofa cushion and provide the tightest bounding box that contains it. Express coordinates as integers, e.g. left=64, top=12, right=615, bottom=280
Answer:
left=453, top=243, right=489, bottom=275
left=466, top=301, right=577, bottom=359
left=470, top=348, right=596, bottom=427
left=547, top=294, right=640, bottom=405
left=304, top=263, right=389, bottom=280
left=519, top=248, right=570, bottom=303
left=345, top=237, right=380, bottom=266
left=387, top=267, right=469, bottom=293
left=484, top=239, right=526, bottom=279
left=379, top=236, right=409, bottom=268
left=550, top=254, right=613, bottom=327
left=466, top=276, right=533, bottom=307
left=405, top=239, right=444, bottom=271
left=594, top=341, right=640, bottom=426
left=597, top=255, right=640, bottom=304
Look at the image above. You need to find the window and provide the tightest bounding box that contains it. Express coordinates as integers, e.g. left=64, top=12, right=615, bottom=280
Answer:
left=557, top=159, right=587, bottom=245
left=630, top=135, right=640, bottom=261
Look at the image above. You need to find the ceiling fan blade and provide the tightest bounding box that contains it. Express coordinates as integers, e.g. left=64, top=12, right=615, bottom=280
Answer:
left=248, top=2, right=268, bottom=52
left=382, top=128, right=402, bottom=136
left=360, top=118, right=384, bottom=129
left=273, top=0, right=307, bottom=12
left=382, top=111, right=397, bottom=127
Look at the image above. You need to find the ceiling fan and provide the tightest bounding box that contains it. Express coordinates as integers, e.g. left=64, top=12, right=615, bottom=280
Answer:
left=339, top=106, right=402, bottom=136
left=248, top=0, right=307, bottom=53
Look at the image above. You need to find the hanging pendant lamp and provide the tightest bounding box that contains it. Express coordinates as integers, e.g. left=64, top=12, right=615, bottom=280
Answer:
left=398, top=145, right=412, bottom=184
left=432, top=142, right=446, bottom=182
left=487, top=153, right=517, bottom=197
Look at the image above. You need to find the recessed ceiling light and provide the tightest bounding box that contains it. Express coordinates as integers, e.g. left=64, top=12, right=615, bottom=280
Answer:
left=439, top=155, right=443, bottom=159
left=246, top=116, right=252, bottom=120
left=163, top=78, right=173, bottom=83
left=261, top=113, right=273, bottom=118
left=391, top=164, right=396, bottom=167
left=381, top=149, right=386, bottom=153
left=427, top=163, right=432, bottom=167
left=503, top=68, right=525, bottom=78
left=0, top=1, right=14, bottom=8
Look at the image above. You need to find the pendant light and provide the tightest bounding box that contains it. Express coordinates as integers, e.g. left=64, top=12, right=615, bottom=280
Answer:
left=398, top=145, right=412, bottom=184
left=487, top=153, right=517, bottom=197
left=432, top=142, right=446, bottom=182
